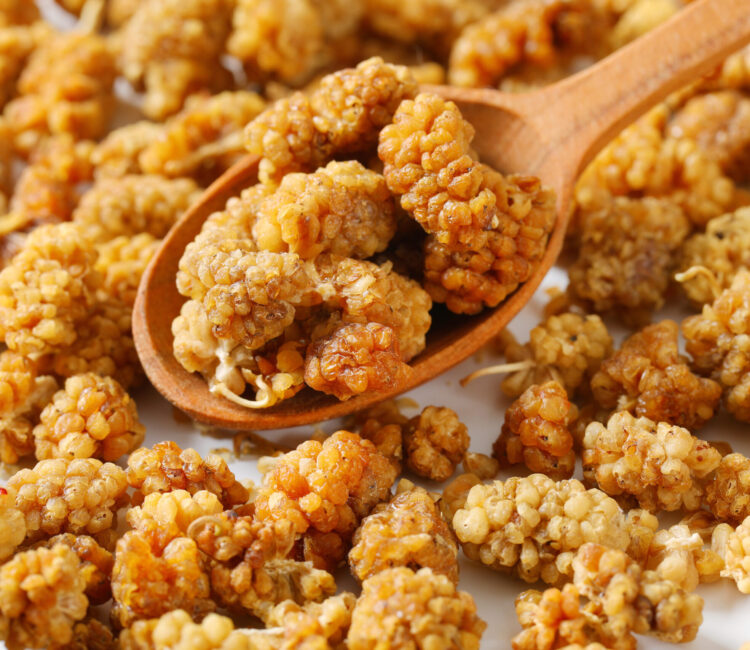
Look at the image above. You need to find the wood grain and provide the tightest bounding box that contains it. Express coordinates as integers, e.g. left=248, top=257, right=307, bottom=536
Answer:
left=133, top=0, right=750, bottom=430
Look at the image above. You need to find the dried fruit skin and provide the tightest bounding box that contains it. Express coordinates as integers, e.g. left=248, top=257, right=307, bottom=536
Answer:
left=591, top=320, right=722, bottom=429
left=677, top=207, right=750, bottom=306
left=404, top=405, right=469, bottom=482
left=0, top=544, right=88, bottom=650
left=127, top=440, right=248, bottom=508
left=245, top=57, right=418, bottom=184
left=347, top=567, right=486, bottom=650
left=705, top=453, right=750, bottom=525
left=7, top=457, right=128, bottom=543
left=34, top=373, right=145, bottom=462
left=349, top=483, right=459, bottom=583
left=683, top=269, right=750, bottom=422
left=569, top=196, right=690, bottom=323
left=305, top=322, right=412, bottom=400
left=583, top=410, right=721, bottom=512
left=494, top=381, right=577, bottom=480
left=451, top=475, right=634, bottom=585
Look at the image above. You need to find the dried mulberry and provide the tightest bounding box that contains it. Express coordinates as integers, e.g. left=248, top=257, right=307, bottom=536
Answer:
left=0, top=544, right=88, bottom=650
left=714, top=517, right=750, bottom=593
left=683, top=269, right=750, bottom=422
left=72, top=175, right=200, bottom=242
left=0, top=486, right=25, bottom=561
left=304, top=322, right=412, bottom=400
left=351, top=399, right=407, bottom=472
left=404, top=405, right=469, bottom=482
left=349, top=482, right=459, bottom=583
left=7, top=457, right=128, bottom=543
left=494, top=381, right=577, bottom=480
left=254, top=430, right=397, bottom=570
left=347, top=567, right=486, bottom=650
left=569, top=196, right=690, bottom=323
left=4, top=31, right=115, bottom=154
left=127, top=440, right=248, bottom=508
left=91, top=121, right=164, bottom=179
left=119, top=0, right=234, bottom=119
left=590, top=320, right=721, bottom=429
left=677, top=207, right=750, bottom=306
left=245, top=58, right=418, bottom=184
left=94, top=234, right=161, bottom=309
left=705, top=453, right=750, bottom=525
left=0, top=223, right=100, bottom=357
left=451, top=474, right=633, bottom=584
left=582, top=411, right=721, bottom=511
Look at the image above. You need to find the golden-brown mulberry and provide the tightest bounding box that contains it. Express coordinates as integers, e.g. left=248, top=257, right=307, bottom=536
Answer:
left=347, top=567, right=486, bottom=650
left=683, top=269, right=750, bottom=421
left=61, top=618, right=117, bottom=650
left=72, top=175, right=200, bottom=242
left=127, top=440, right=248, bottom=508
left=677, top=207, right=750, bottom=306
left=245, top=58, right=418, bottom=184
left=0, top=353, right=57, bottom=465
left=252, top=161, right=397, bottom=260
left=0, top=24, right=40, bottom=110
left=110, top=530, right=214, bottom=628
left=49, top=298, right=142, bottom=390
left=37, top=533, right=114, bottom=606
left=0, top=486, right=25, bottom=561
left=0, top=0, right=39, bottom=26
left=669, top=90, right=750, bottom=182
left=209, top=556, right=337, bottom=623
left=94, top=233, right=161, bottom=309
left=379, top=93, right=555, bottom=289
left=493, top=313, right=613, bottom=398
left=139, top=91, right=266, bottom=181
left=568, top=196, right=690, bottom=323
left=582, top=411, right=721, bottom=512
left=714, top=517, right=750, bottom=593
left=494, top=381, right=577, bottom=480
left=33, top=373, right=145, bottom=462
left=349, top=482, right=458, bottom=583
left=91, top=121, right=164, bottom=179
left=254, top=430, right=397, bottom=570
left=351, top=399, right=407, bottom=472
left=462, top=452, right=500, bottom=480
left=573, top=543, right=703, bottom=644
left=0, top=544, right=88, bottom=650
left=451, top=475, right=633, bottom=584
left=7, top=457, right=128, bottom=543
left=304, top=322, right=412, bottom=400
left=0, top=223, right=100, bottom=357
left=448, top=0, right=616, bottom=89
left=705, top=453, right=750, bottom=525
left=4, top=31, right=116, bottom=154
left=512, top=583, right=608, bottom=650
left=403, top=405, right=469, bottom=482
left=590, top=320, right=722, bottom=429
left=228, top=0, right=363, bottom=85
left=119, top=0, right=234, bottom=119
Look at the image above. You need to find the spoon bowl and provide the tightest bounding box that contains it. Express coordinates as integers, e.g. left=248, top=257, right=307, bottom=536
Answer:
left=133, top=0, right=750, bottom=430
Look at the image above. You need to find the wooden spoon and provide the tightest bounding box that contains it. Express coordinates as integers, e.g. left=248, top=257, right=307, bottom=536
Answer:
left=133, top=0, right=750, bottom=430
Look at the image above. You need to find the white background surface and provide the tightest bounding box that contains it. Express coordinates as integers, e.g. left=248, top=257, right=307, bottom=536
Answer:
left=3, top=2, right=748, bottom=647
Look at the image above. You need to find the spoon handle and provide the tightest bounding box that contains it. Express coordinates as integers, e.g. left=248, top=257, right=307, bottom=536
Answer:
left=535, top=0, right=750, bottom=178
